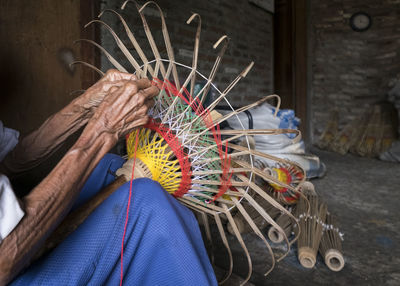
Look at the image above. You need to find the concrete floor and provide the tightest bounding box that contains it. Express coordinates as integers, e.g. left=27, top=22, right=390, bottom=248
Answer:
left=212, top=149, right=400, bottom=285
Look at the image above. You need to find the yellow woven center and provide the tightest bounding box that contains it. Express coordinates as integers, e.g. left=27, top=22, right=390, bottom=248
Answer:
left=127, top=128, right=182, bottom=194
left=270, top=167, right=290, bottom=191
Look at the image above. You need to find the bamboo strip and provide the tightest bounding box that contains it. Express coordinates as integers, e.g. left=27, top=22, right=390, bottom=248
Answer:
left=98, top=9, right=154, bottom=77
left=222, top=204, right=252, bottom=286
left=121, top=0, right=166, bottom=79
left=268, top=210, right=293, bottom=244
left=213, top=212, right=233, bottom=284
left=176, top=62, right=254, bottom=138
left=186, top=13, right=201, bottom=97
left=228, top=196, right=280, bottom=235
left=233, top=184, right=291, bottom=261
left=200, top=36, right=229, bottom=105
left=228, top=143, right=305, bottom=186
left=85, top=20, right=143, bottom=75
left=201, top=212, right=215, bottom=265
left=74, top=39, right=127, bottom=72
left=70, top=61, right=104, bottom=76
left=140, top=2, right=180, bottom=88
left=231, top=197, right=276, bottom=276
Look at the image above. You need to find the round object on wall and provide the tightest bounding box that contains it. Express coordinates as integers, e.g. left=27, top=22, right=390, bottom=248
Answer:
left=350, top=12, right=372, bottom=32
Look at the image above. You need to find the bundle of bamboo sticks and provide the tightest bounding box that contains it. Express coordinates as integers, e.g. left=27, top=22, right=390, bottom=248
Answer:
left=318, top=103, right=398, bottom=157
left=295, top=194, right=327, bottom=268
left=319, top=214, right=345, bottom=272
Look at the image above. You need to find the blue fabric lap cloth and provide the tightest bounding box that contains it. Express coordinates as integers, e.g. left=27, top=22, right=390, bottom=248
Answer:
left=12, top=154, right=217, bottom=286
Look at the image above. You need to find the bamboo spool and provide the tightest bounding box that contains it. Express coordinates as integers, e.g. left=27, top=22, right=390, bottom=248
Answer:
left=295, top=194, right=327, bottom=269
left=267, top=209, right=292, bottom=243
left=319, top=214, right=345, bottom=272
left=299, top=181, right=316, bottom=196
left=267, top=180, right=316, bottom=243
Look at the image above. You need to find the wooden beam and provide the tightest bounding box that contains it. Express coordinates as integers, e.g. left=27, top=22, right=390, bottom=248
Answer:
left=274, top=0, right=308, bottom=136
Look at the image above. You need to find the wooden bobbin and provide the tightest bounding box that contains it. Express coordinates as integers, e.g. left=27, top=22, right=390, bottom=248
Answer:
left=267, top=212, right=292, bottom=243
left=116, top=158, right=152, bottom=180
left=298, top=246, right=316, bottom=268
left=267, top=227, right=284, bottom=243
left=299, top=181, right=317, bottom=196
left=325, top=249, right=345, bottom=272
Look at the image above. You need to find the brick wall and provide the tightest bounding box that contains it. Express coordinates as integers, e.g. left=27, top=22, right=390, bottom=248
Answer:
left=309, top=0, right=400, bottom=142
left=99, top=0, right=273, bottom=107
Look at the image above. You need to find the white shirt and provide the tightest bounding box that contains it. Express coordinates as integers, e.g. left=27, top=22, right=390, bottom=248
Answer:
left=0, top=175, right=24, bottom=243
left=0, top=121, right=24, bottom=244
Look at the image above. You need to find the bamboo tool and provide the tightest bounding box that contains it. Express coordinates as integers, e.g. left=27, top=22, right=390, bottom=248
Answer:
left=331, top=102, right=398, bottom=156
left=319, top=214, right=345, bottom=272
left=267, top=180, right=315, bottom=243
left=331, top=115, right=365, bottom=155
left=226, top=140, right=281, bottom=235
left=252, top=159, right=305, bottom=205
left=299, top=181, right=317, bottom=196
left=267, top=207, right=293, bottom=244
left=71, top=1, right=306, bottom=284
left=356, top=105, right=382, bottom=157
left=375, top=102, right=398, bottom=154
left=317, top=108, right=339, bottom=150
left=295, top=194, right=327, bottom=269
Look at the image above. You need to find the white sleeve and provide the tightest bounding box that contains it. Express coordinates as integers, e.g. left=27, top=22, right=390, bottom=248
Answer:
left=0, top=174, right=25, bottom=244
left=0, top=120, right=20, bottom=162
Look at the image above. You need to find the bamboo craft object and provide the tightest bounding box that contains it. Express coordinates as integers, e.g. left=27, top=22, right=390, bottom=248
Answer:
left=319, top=214, right=345, bottom=272
left=295, top=195, right=327, bottom=269
left=317, top=109, right=339, bottom=150
left=356, top=105, right=382, bottom=157
left=252, top=159, right=305, bottom=205
left=267, top=209, right=292, bottom=244
left=331, top=115, right=365, bottom=155
left=227, top=196, right=281, bottom=235
left=330, top=103, right=398, bottom=156
left=70, top=1, right=307, bottom=284
left=267, top=181, right=316, bottom=243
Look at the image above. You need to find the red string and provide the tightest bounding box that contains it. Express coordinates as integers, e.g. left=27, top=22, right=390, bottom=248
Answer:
left=151, top=78, right=232, bottom=199
left=120, top=130, right=139, bottom=286
left=144, top=119, right=192, bottom=197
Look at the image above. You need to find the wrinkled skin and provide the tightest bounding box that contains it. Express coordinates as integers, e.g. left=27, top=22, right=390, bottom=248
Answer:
left=0, top=69, right=159, bottom=285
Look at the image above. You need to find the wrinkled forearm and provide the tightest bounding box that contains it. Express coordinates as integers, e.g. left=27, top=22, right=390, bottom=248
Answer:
left=0, top=96, right=92, bottom=179
left=0, top=125, right=117, bottom=285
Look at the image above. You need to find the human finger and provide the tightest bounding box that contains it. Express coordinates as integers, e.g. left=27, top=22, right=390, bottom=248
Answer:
left=127, top=98, right=151, bottom=118
left=103, top=69, right=137, bottom=82
left=100, top=79, right=135, bottom=92
left=123, top=116, right=150, bottom=134
left=141, top=85, right=159, bottom=100
left=133, top=78, right=153, bottom=91
left=145, top=98, right=155, bottom=108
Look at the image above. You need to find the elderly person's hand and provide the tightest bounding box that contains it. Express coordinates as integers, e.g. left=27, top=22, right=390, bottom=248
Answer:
left=0, top=73, right=159, bottom=285
left=0, top=70, right=158, bottom=180
left=84, top=77, right=158, bottom=140
left=76, top=69, right=140, bottom=113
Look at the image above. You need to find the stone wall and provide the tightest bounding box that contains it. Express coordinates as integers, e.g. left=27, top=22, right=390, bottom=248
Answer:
left=99, top=0, right=273, bottom=107
left=309, top=0, right=400, bottom=142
